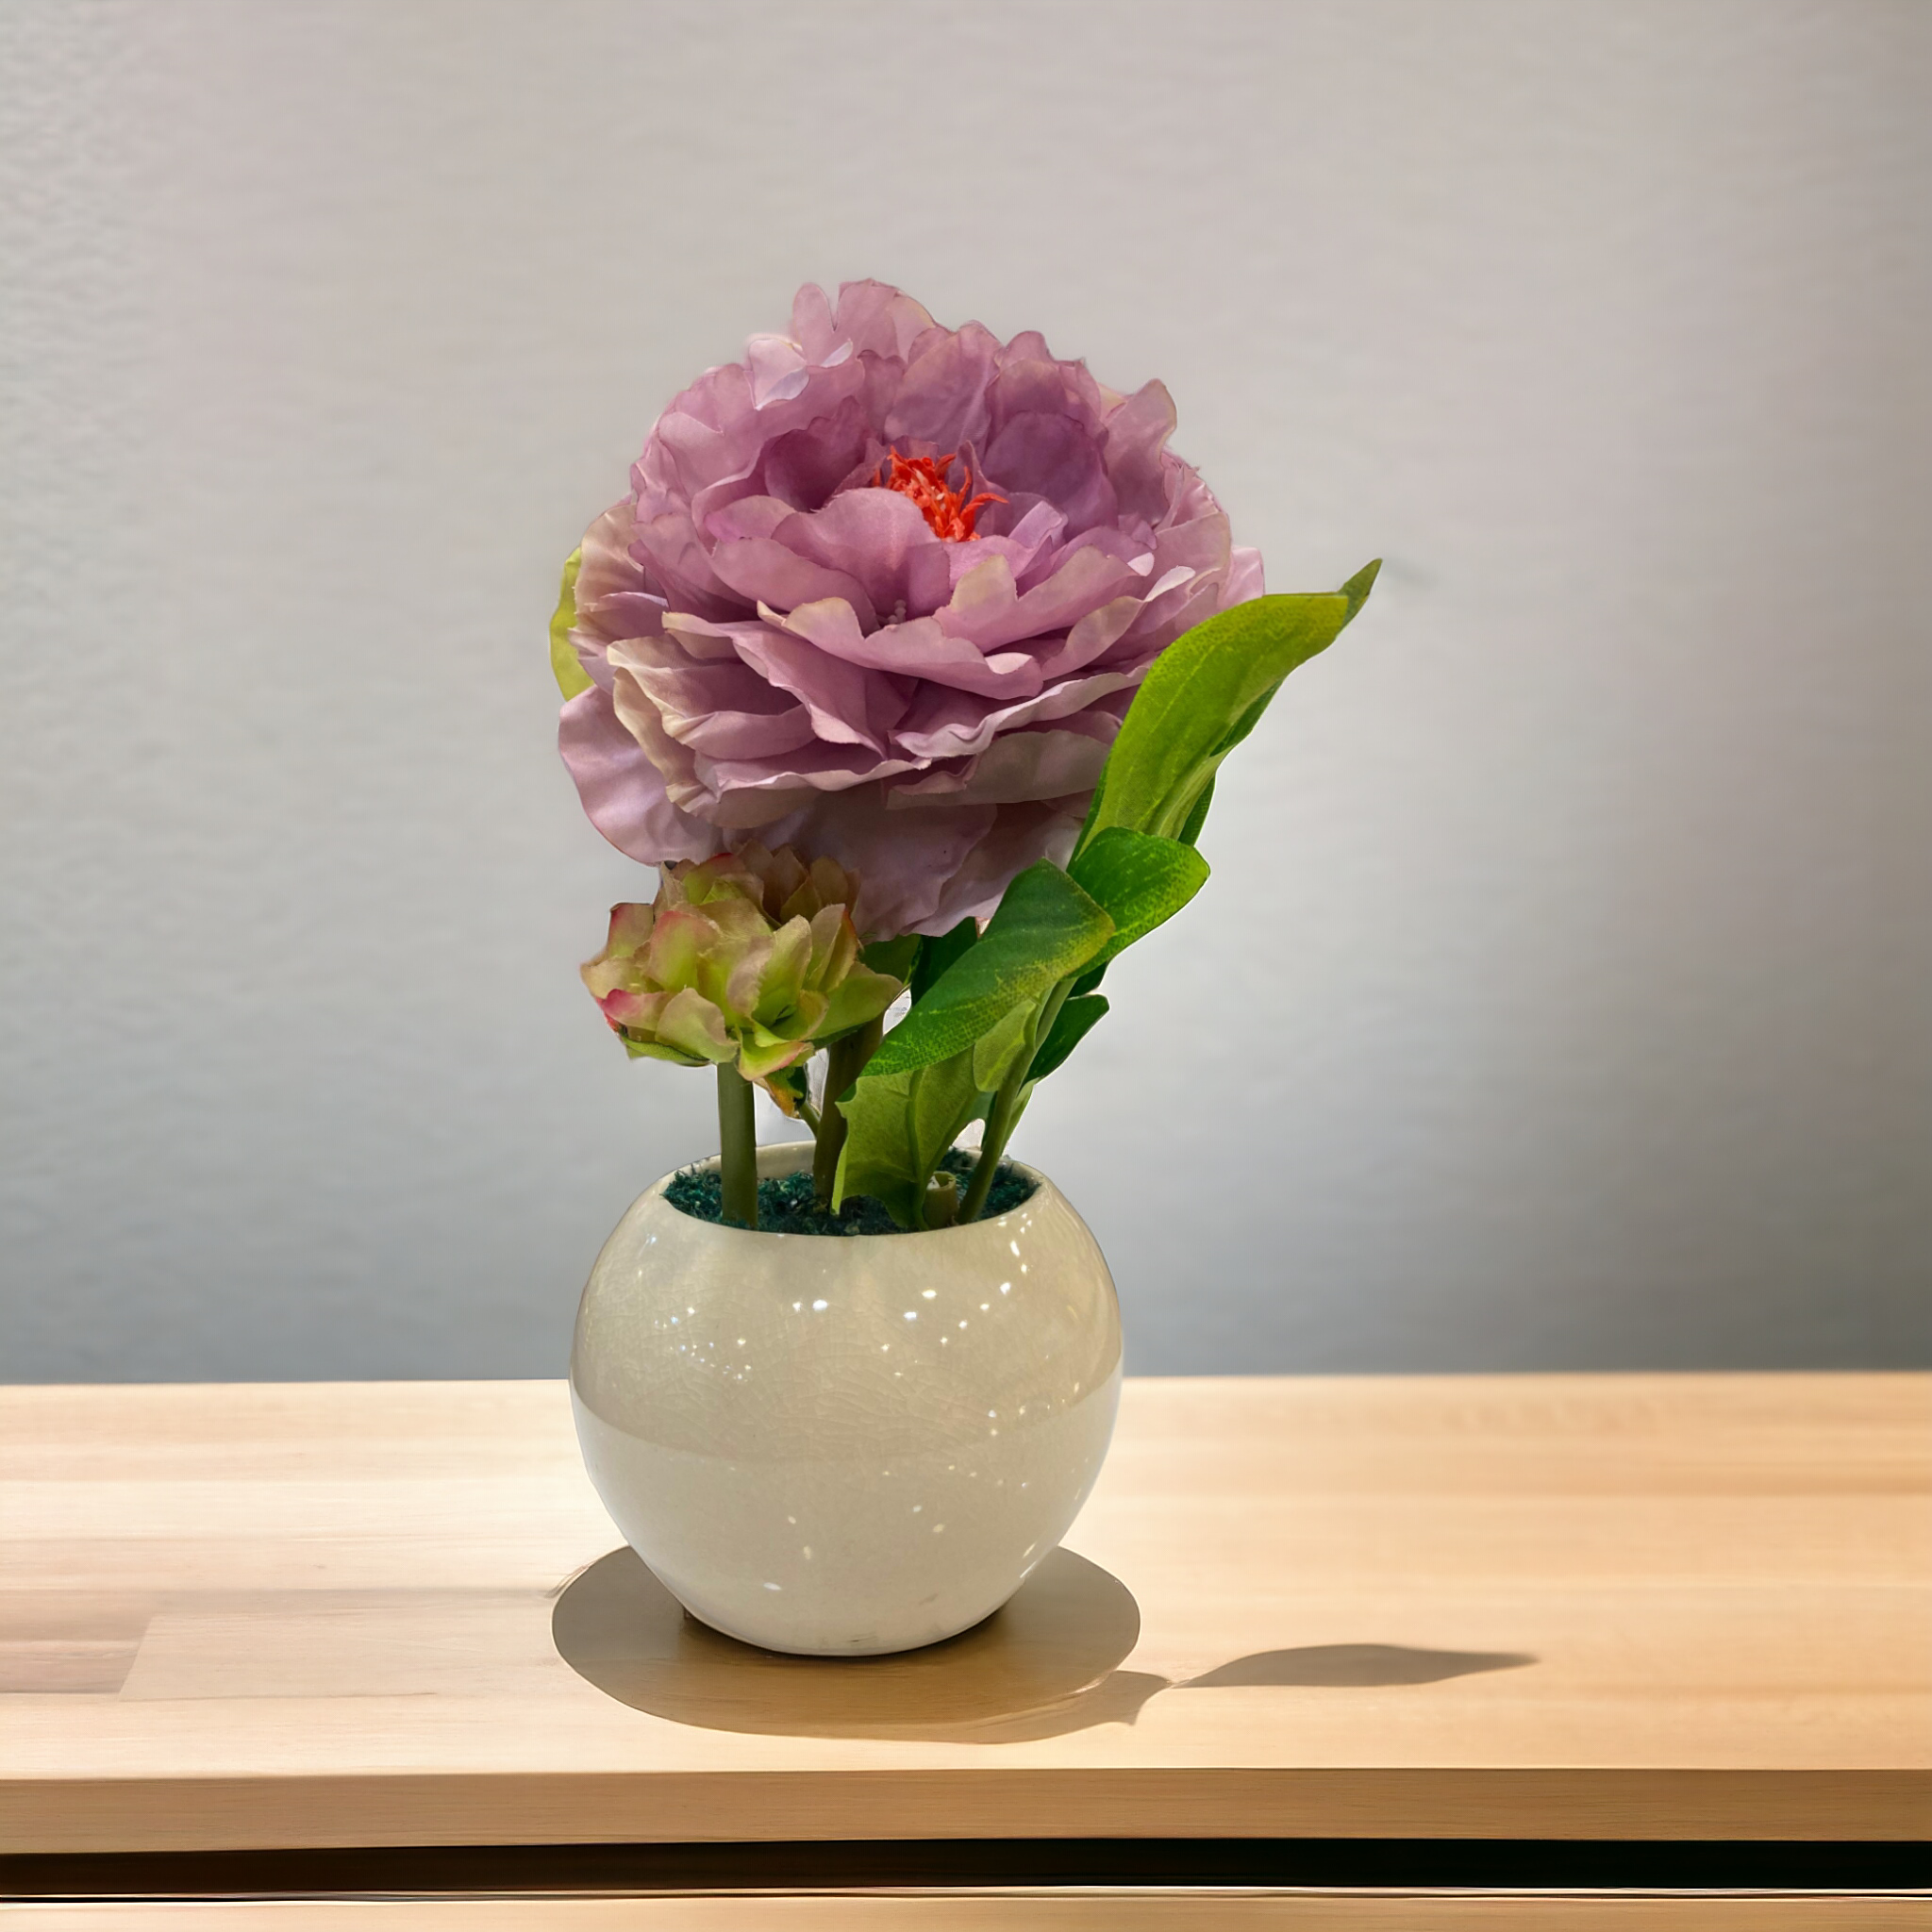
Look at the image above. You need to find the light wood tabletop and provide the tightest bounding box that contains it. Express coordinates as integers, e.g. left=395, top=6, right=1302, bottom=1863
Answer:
left=2, top=1374, right=1928, bottom=1865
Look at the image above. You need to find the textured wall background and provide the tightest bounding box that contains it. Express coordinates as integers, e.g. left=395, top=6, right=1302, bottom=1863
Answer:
left=3, top=0, right=1926, bottom=1380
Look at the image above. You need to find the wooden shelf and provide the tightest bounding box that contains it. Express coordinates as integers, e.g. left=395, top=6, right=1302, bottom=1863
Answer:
left=3, top=1375, right=1927, bottom=1858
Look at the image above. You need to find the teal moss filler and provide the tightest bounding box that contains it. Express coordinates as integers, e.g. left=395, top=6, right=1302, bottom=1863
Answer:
left=664, top=1148, right=1037, bottom=1235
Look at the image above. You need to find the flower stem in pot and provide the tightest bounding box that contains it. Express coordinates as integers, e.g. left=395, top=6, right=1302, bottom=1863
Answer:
left=812, top=1015, right=883, bottom=1208
left=715, top=1063, right=759, bottom=1228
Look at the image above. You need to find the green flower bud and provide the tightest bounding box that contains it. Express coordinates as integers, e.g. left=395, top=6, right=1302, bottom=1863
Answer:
left=582, top=847, right=902, bottom=1101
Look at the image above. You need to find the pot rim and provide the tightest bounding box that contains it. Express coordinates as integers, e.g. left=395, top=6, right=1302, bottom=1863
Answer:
left=641, top=1139, right=1054, bottom=1246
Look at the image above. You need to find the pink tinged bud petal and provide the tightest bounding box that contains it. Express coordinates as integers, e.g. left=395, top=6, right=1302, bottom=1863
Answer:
left=740, top=840, right=809, bottom=921
left=738, top=1029, right=818, bottom=1081
left=599, top=987, right=671, bottom=1032
left=701, top=895, right=771, bottom=945
left=820, top=962, right=900, bottom=1037
left=808, top=857, right=856, bottom=911
left=804, top=903, right=858, bottom=991
left=581, top=955, right=637, bottom=1002
left=644, top=904, right=712, bottom=991
left=605, top=902, right=657, bottom=955
left=655, top=988, right=735, bottom=1062
left=678, top=852, right=765, bottom=908
left=751, top=915, right=814, bottom=1026
left=720, top=932, right=774, bottom=1025
left=623, top=1037, right=709, bottom=1064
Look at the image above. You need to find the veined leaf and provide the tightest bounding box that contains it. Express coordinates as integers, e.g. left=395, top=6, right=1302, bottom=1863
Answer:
left=1068, top=827, right=1209, bottom=972
left=550, top=548, right=591, bottom=699
left=863, top=862, right=1112, bottom=1079
left=832, top=1049, right=983, bottom=1227
left=1074, top=562, right=1379, bottom=854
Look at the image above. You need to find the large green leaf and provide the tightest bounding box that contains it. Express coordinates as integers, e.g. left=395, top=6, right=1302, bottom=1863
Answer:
left=550, top=548, right=591, bottom=699
left=1068, top=827, right=1209, bottom=972
left=862, top=862, right=1113, bottom=1079
left=832, top=1048, right=983, bottom=1226
left=1074, top=562, right=1379, bottom=854
left=1056, top=825, right=1210, bottom=1010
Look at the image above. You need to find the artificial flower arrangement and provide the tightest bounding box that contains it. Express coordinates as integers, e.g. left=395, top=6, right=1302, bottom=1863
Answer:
left=552, top=282, right=1374, bottom=1657
left=554, top=280, right=1375, bottom=1235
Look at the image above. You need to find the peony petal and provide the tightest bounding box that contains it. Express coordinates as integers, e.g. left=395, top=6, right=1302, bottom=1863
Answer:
left=726, top=621, right=888, bottom=754
left=775, top=488, right=954, bottom=622
left=754, top=785, right=998, bottom=938
left=1032, top=593, right=1146, bottom=679
left=918, top=798, right=1085, bottom=933
left=706, top=536, right=880, bottom=628
left=888, top=724, right=1112, bottom=807
left=1226, top=544, right=1266, bottom=604
left=831, top=279, right=936, bottom=359
left=1101, top=379, right=1179, bottom=523
left=882, top=321, right=999, bottom=449
left=890, top=667, right=1138, bottom=763
left=938, top=545, right=1141, bottom=654
left=746, top=333, right=810, bottom=408
left=759, top=395, right=875, bottom=511
left=982, top=409, right=1118, bottom=536
left=790, top=282, right=840, bottom=361
left=558, top=687, right=721, bottom=867
left=770, top=596, right=1041, bottom=699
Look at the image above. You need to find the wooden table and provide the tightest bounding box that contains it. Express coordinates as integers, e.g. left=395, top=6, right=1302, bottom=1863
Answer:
left=3, top=1375, right=1928, bottom=1923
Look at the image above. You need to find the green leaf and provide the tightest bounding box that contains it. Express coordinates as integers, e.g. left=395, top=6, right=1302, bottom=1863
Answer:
left=1026, top=992, right=1108, bottom=1084
left=971, top=999, right=1034, bottom=1091
left=550, top=547, right=591, bottom=700
left=832, top=1048, right=983, bottom=1227
left=1074, top=564, right=1379, bottom=854
left=1176, top=774, right=1216, bottom=848
left=1068, top=827, right=1209, bottom=972
left=908, top=917, right=977, bottom=1005
left=864, top=862, right=1112, bottom=1079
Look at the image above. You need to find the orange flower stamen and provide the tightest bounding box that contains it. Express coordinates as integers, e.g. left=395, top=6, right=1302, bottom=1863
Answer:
left=875, top=451, right=1004, bottom=541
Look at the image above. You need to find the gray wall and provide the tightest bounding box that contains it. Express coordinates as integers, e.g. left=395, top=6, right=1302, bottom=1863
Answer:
left=3, top=1, right=1926, bottom=1381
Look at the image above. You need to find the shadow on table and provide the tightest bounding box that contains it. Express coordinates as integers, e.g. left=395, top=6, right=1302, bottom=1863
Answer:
left=552, top=1545, right=1156, bottom=1741
left=553, top=1548, right=1537, bottom=1742
left=1190, top=1643, right=1536, bottom=1687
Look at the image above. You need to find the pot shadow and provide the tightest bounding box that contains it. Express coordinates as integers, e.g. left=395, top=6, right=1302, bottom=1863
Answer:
left=552, top=1545, right=1155, bottom=1742
left=554, top=1548, right=1538, bottom=1742
left=1187, top=1643, right=1536, bottom=1688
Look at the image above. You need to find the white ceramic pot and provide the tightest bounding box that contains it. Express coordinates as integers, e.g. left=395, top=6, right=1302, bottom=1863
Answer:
left=570, top=1141, right=1122, bottom=1657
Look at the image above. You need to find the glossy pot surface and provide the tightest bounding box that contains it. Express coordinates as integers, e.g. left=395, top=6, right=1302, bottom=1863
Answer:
left=571, top=1141, right=1121, bottom=1656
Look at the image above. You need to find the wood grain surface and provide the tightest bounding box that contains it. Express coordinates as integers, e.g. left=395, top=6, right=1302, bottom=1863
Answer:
left=2, top=1893, right=1928, bottom=1930
left=2, top=1375, right=1928, bottom=1854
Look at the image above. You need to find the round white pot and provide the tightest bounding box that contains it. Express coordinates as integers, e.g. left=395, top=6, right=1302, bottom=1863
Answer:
left=570, top=1141, right=1122, bottom=1657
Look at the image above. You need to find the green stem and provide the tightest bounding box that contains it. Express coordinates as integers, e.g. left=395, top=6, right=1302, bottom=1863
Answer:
left=812, top=1015, right=883, bottom=1208
left=959, top=978, right=1072, bottom=1224
left=716, top=1062, right=759, bottom=1229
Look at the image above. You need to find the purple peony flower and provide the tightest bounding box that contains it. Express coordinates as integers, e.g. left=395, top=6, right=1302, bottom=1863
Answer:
left=558, top=280, right=1262, bottom=938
